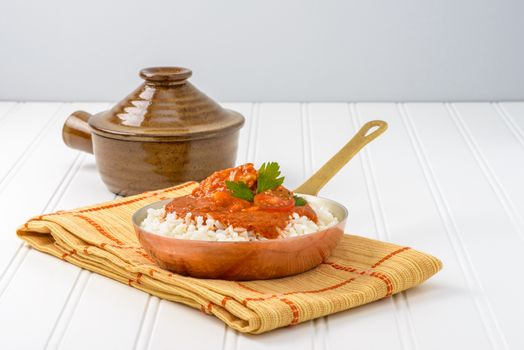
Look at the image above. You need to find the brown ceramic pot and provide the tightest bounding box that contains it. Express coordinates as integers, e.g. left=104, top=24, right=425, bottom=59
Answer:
left=62, top=67, right=245, bottom=196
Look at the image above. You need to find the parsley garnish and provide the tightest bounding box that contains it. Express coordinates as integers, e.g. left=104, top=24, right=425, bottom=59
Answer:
left=256, top=162, right=285, bottom=194
left=226, top=162, right=286, bottom=202
left=294, top=195, right=307, bottom=206
left=225, top=181, right=254, bottom=202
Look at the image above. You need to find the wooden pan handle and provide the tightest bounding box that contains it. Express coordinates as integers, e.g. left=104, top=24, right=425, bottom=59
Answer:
left=294, top=120, right=388, bottom=196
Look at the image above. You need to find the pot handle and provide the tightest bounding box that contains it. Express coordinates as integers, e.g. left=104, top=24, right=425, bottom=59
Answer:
left=294, top=120, right=388, bottom=196
left=62, top=110, right=94, bottom=154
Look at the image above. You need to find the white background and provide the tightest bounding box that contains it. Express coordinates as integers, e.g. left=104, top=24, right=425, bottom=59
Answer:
left=1, top=0, right=523, bottom=102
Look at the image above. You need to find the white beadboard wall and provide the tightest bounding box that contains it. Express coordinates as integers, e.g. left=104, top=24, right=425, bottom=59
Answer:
left=1, top=101, right=524, bottom=349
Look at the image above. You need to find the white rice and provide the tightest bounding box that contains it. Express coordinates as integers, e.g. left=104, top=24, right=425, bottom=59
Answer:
left=140, top=202, right=338, bottom=241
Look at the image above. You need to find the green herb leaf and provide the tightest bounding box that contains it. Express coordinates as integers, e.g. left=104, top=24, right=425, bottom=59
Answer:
left=257, top=162, right=285, bottom=194
left=225, top=181, right=254, bottom=202
left=294, top=195, right=307, bottom=206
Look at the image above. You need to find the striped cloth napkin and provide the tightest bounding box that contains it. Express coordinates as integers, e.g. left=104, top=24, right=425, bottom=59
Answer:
left=17, top=182, right=442, bottom=334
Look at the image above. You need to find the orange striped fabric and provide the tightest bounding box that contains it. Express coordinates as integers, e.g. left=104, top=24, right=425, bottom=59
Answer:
left=17, top=182, right=442, bottom=334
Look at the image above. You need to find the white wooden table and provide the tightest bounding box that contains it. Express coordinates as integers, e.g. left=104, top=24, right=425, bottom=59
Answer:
left=0, top=102, right=523, bottom=350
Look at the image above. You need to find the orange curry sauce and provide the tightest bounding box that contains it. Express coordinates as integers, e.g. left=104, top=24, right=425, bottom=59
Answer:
left=165, top=163, right=317, bottom=239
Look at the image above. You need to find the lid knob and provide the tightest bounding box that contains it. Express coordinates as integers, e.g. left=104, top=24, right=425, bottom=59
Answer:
left=139, top=67, right=192, bottom=84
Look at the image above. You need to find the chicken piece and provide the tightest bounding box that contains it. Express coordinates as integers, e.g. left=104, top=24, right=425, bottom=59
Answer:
left=192, top=163, right=258, bottom=197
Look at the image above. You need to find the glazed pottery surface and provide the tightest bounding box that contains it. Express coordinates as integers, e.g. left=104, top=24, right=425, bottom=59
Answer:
left=62, top=67, right=245, bottom=196
left=94, top=131, right=239, bottom=196
left=133, top=195, right=347, bottom=280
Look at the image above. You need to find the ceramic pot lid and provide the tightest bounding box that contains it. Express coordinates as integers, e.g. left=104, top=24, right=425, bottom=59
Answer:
left=89, top=67, right=244, bottom=141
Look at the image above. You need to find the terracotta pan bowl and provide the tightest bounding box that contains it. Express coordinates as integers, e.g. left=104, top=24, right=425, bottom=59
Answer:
left=133, top=195, right=347, bottom=280
left=131, top=120, right=388, bottom=280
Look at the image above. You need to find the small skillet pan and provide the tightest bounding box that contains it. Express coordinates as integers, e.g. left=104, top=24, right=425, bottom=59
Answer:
left=132, top=120, right=387, bottom=280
